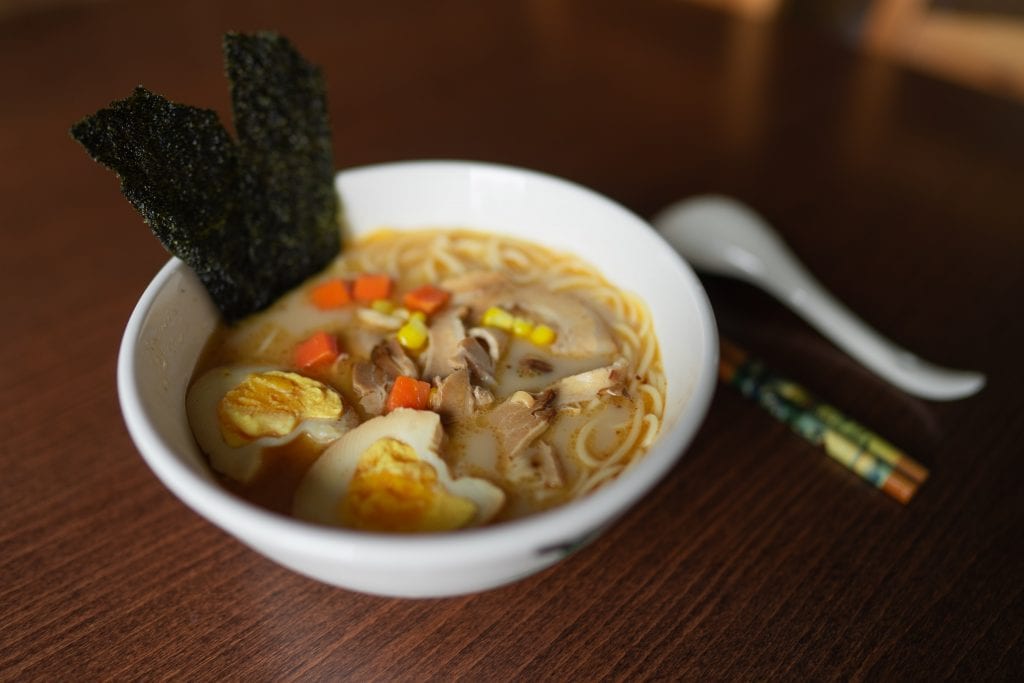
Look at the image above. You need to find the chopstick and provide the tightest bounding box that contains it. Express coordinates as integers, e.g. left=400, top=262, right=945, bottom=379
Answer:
left=718, top=338, right=929, bottom=504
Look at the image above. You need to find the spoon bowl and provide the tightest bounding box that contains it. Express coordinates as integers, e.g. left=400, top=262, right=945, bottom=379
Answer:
left=652, top=195, right=985, bottom=401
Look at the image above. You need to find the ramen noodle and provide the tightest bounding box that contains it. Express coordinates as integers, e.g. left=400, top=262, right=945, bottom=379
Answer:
left=187, top=229, right=666, bottom=532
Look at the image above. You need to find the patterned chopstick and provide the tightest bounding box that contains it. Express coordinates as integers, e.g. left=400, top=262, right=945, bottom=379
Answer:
left=718, top=339, right=928, bottom=503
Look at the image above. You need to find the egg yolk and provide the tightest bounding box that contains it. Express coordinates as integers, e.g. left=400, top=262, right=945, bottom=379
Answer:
left=339, top=437, right=477, bottom=532
left=218, top=370, right=343, bottom=447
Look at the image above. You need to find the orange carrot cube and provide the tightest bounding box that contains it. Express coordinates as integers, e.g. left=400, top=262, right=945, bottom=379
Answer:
left=293, top=331, right=339, bottom=369
left=402, top=284, right=450, bottom=315
left=352, top=273, right=392, bottom=303
left=386, top=375, right=432, bottom=412
left=309, top=279, right=351, bottom=309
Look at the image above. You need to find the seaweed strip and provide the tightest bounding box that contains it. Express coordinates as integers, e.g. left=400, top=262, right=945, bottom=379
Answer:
left=70, top=33, right=340, bottom=322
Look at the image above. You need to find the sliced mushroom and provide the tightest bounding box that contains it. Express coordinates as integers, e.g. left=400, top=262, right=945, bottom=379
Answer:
left=468, top=326, right=509, bottom=364
left=453, top=337, right=495, bottom=386
left=351, top=361, right=388, bottom=417
left=421, top=307, right=468, bottom=381
left=430, top=368, right=475, bottom=425
left=371, top=337, right=418, bottom=379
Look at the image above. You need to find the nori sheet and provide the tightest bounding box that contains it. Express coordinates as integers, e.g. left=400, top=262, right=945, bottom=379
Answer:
left=70, top=33, right=340, bottom=323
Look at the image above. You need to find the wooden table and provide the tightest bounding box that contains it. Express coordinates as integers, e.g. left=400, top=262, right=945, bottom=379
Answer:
left=3, top=0, right=1022, bottom=678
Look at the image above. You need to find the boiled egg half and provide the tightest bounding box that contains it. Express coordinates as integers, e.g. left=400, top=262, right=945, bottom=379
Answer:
left=187, top=366, right=356, bottom=483
left=294, top=409, right=505, bottom=532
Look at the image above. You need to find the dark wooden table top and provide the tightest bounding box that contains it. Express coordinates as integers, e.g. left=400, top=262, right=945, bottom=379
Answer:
left=2, top=0, right=1022, bottom=679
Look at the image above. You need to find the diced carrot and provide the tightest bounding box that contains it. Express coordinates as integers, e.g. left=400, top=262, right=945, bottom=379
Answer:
left=386, top=375, right=432, bottom=412
left=352, top=273, right=392, bottom=303
left=309, top=279, right=351, bottom=309
left=294, top=331, right=339, bottom=369
left=403, top=284, right=450, bottom=315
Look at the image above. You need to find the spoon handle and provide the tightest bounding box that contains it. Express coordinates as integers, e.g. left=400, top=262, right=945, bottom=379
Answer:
left=654, top=196, right=985, bottom=401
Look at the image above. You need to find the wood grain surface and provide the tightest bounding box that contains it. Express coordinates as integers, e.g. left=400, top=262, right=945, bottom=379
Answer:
left=2, top=0, right=1022, bottom=679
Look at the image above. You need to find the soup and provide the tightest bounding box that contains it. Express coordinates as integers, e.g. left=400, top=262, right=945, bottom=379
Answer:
left=187, top=228, right=666, bottom=531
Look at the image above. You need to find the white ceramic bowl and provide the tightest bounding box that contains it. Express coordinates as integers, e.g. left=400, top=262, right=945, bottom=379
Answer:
left=118, top=160, right=718, bottom=598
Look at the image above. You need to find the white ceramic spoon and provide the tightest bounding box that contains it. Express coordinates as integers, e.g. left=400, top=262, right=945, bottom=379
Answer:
left=652, top=195, right=985, bottom=401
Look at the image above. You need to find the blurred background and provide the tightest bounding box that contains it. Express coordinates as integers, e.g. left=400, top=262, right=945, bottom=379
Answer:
left=693, top=0, right=1024, bottom=102
left=4, top=0, right=1023, bottom=102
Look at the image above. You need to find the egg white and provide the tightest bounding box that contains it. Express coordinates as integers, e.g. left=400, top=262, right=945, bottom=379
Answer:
left=187, top=365, right=356, bottom=483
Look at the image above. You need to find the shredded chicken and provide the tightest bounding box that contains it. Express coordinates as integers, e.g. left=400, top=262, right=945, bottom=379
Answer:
left=472, top=385, right=495, bottom=409
left=547, top=358, right=629, bottom=409
left=506, top=440, right=564, bottom=489
left=486, top=389, right=556, bottom=461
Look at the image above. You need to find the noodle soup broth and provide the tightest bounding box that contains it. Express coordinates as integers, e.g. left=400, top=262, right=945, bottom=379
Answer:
left=189, top=229, right=666, bottom=530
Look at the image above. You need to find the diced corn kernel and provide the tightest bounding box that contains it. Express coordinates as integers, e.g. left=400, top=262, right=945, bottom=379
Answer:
left=397, top=317, right=429, bottom=351
left=410, top=311, right=427, bottom=324
left=482, top=306, right=514, bottom=330
left=371, top=299, right=395, bottom=314
left=512, top=317, right=534, bottom=337
left=530, top=324, right=556, bottom=346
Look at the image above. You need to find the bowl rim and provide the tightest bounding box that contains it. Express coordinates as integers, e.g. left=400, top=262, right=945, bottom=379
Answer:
left=117, top=159, right=719, bottom=564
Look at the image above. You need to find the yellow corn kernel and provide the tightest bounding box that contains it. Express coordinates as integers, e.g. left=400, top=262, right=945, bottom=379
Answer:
left=530, top=324, right=556, bottom=346
left=397, top=317, right=429, bottom=351
left=512, top=317, right=534, bottom=337
left=371, top=299, right=395, bottom=314
left=482, top=306, right=514, bottom=330
left=410, top=311, right=427, bottom=324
